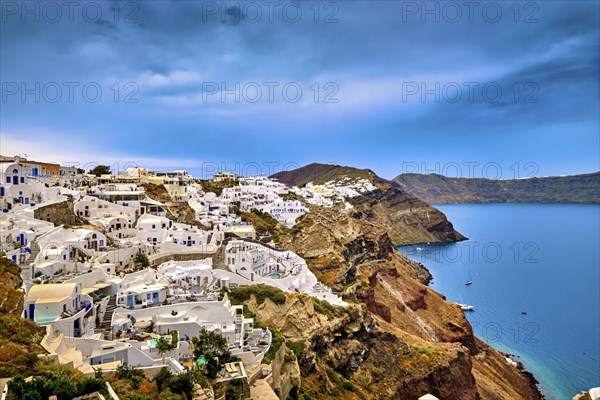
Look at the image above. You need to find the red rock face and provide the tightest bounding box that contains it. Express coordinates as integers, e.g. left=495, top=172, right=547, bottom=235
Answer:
left=394, top=346, right=481, bottom=400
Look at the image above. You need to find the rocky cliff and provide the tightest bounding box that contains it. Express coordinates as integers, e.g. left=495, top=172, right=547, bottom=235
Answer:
left=394, top=172, right=600, bottom=204
left=33, top=199, right=88, bottom=226
left=238, top=283, right=541, bottom=400
left=237, top=190, right=543, bottom=399
left=141, top=183, right=204, bottom=227
left=0, top=257, right=45, bottom=377
left=271, top=163, right=466, bottom=246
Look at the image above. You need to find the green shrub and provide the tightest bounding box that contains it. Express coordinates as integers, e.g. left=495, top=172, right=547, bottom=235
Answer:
left=311, top=297, right=341, bottom=320
left=228, top=284, right=286, bottom=305
left=263, top=329, right=284, bottom=364
left=286, top=341, right=305, bottom=358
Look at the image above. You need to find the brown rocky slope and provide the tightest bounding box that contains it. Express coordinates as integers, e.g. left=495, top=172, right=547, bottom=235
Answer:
left=271, top=163, right=466, bottom=245
left=254, top=164, right=543, bottom=399
left=0, top=257, right=45, bottom=377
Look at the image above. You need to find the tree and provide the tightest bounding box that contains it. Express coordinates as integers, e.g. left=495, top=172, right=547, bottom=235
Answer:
left=192, top=329, right=233, bottom=379
left=88, top=165, right=111, bottom=176
left=192, top=329, right=228, bottom=357
left=168, top=373, right=195, bottom=400
left=153, top=367, right=173, bottom=391
left=156, top=336, right=177, bottom=364
left=115, top=365, right=144, bottom=389
left=134, top=252, right=149, bottom=268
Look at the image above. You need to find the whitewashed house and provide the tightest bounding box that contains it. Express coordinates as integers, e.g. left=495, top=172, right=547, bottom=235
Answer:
left=267, top=199, right=307, bottom=227
left=136, top=213, right=173, bottom=245
left=114, top=269, right=168, bottom=308
left=34, top=227, right=108, bottom=277
left=24, top=282, right=95, bottom=337
left=0, top=213, right=54, bottom=263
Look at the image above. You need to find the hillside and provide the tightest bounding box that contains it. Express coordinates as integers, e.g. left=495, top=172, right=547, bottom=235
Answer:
left=271, top=163, right=382, bottom=187
left=240, top=201, right=543, bottom=399
left=0, top=257, right=45, bottom=377
left=394, top=172, right=600, bottom=204
left=271, top=163, right=466, bottom=245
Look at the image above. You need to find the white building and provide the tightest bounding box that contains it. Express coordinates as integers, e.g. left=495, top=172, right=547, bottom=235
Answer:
left=114, top=269, right=168, bottom=308
left=136, top=213, right=173, bottom=245
left=267, top=200, right=307, bottom=228
left=24, top=282, right=95, bottom=337
left=34, top=227, right=108, bottom=277
left=112, top=294, right=249, bottom=346
left=0, top=213, right=54, bottom=264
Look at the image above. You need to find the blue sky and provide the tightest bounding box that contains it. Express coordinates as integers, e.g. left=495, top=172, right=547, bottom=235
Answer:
left=1, top=0, right=598, bottom=179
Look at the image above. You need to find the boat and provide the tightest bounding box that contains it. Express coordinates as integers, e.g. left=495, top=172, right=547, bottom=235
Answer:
left=521, top=311, right=527, bottom=315
left=456, top=303, right=475, bottom=311
left=416, top=247, right=423, bottom=251
left=465, top=269, right=473, bottom=285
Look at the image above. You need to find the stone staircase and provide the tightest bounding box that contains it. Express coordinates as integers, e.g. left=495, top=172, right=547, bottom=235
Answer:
left=19, top=240, right=40, bottom=292
left=27, top=240, right=40, bottom=263
left=99, top=296, right=117, bottom=333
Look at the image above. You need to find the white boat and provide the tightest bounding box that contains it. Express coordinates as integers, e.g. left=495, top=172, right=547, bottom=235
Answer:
left=416, top=247, right=423, bottom=251
left=457, top=303, right=475, bottom=311
left=465, top=269, right=473, bottom=285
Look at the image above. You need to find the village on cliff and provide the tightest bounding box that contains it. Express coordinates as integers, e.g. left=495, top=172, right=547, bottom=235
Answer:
left=0, top=155, right=386, bottom=400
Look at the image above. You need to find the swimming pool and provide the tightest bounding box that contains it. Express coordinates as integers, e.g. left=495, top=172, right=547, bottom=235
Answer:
left=36, top=317, right=58, bottom=324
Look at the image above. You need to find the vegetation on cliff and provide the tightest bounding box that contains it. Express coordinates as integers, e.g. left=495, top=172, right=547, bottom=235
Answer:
left=271, top=163, right=380, bottom=187
left=0, top=257, right=45, bottom=378
left=394, top=171, right=600, bottom=204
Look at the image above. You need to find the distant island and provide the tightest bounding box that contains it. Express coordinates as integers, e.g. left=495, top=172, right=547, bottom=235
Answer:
left=393, top=172, right=600, bottom=204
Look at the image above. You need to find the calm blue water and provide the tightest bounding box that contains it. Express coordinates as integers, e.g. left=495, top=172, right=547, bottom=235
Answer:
left=399, top=204, right=600, bottom=400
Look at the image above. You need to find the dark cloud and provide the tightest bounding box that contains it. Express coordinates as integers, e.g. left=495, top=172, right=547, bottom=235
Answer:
left=0, top=0, right=598, bottom=177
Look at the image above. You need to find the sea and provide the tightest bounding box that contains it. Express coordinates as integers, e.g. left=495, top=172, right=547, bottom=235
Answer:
left=399, top=204, right=600, bottom=400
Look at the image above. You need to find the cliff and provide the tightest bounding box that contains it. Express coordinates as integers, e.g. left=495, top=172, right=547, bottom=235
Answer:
left=394, top=172, right=600, bottom=204
left=236, top=283, right=541, bottom=400
left=271, top=163, right=466, bottom=245
left=0, top=257, right=45, bottom=377
left=33, top=199, right=88, bottom=226
left=235, top=189, right=543, bottom=399
left=141, top=183, right=204, bottom=227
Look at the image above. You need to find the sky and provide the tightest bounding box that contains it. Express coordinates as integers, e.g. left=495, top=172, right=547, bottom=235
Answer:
left=1, top=0, right=599, bottom=180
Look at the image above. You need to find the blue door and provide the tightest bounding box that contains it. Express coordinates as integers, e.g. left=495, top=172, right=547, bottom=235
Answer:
left=0, top=187, right=4, bottom=196
left=127, top=295, right=134, bottom=307
left=32, top=167, right=38, bottom=176
left=28, top=304, right=35, bottom=320
left=19, top=233, right=25, bottom=245
left=12, top=176, right=18, bottom=184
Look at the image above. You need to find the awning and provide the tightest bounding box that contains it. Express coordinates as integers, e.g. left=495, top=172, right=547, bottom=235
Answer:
left=82, top=282, right=111, bottom=294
